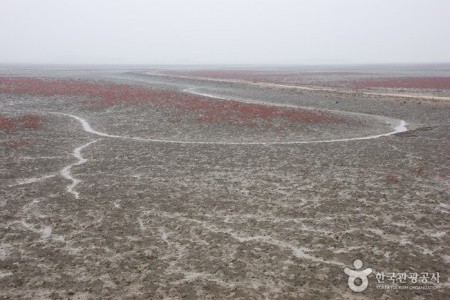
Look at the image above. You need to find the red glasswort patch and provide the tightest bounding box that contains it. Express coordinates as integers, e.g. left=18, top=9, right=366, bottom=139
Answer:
left=349, top=77, right=450, bottom=89
left=0, top=76, right=344, bottom=126
left=2, top=139, right=30, bottom=148
left=0, top=114, right=41, bottom=131
left=19, top=114, right=41, bottom=129
left=0, top=116, right=16, bottom=131
left=161, top=71, right=450, bottom=90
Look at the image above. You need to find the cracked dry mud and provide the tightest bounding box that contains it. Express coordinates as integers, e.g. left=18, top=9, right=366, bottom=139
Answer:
left=1, top=68, right=449, bottom=299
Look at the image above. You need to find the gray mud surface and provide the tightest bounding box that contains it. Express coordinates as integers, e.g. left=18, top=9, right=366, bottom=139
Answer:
left=1, top=67, right=449, bottom=299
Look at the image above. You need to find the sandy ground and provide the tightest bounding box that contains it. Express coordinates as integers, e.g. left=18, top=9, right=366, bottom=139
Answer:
left=1, top=67, right=449, bottom=299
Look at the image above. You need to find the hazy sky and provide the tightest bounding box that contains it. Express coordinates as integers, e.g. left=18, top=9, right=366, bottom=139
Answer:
left=1, top=0, right=450, bottom=65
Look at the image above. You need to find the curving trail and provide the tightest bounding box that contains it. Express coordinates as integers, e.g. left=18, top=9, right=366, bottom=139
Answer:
left=145, top=71, right=450, bottom=101
left=47, top=90, right=408, bottom=196
left=183, top=88, right=408, bottom=142
left=60, top=140, right=98, bottom=199
left=51, top=111, right=407, bottom=145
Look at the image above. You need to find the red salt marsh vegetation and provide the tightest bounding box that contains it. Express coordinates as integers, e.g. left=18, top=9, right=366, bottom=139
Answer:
left=174, top=96, right=343, bottom=126
left=0, top=114, right=41, bottom=131
left=0, top=116, right=15, bottom=131
left=160, top=70, right=450, bottom=90
left=0, top=113, right=40, bottom=149
left=0, top=76, right=344, bottom=127
left=348, top=77, right=450, bottom=89
left=2, top=139, right=30, bottom=148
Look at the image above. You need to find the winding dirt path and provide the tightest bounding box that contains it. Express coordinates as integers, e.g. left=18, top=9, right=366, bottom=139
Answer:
left=51, top=111, right=407, bottom=145
left=60, top=139, right=98, bottom=199
left=145, top=72, right=450, bottom=101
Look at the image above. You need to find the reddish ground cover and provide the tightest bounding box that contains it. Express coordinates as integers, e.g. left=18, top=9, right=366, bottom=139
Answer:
left=349, top=77, right=450, bottom=89
left=177, top=97, right=341, bottom=126
left=0, top=76, right=344, bottom=126
left=0, top=114, right=41, bottom=131
left=0, top=116, right=15, bottom=131
left=2, top=139, right=30, bottom=148
left=161, top=70, right=450, bottom=90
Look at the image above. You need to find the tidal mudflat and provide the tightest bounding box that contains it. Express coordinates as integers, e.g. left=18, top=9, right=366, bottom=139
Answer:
left=1, top=66, right=449, bottom=299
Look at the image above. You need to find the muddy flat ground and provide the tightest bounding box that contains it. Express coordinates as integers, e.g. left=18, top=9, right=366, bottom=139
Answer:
left=1, top=66, right=449, bottom=299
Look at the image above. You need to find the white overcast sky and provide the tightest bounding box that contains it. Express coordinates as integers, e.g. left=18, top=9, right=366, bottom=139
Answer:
left=1, top=0, right=449, bottom=65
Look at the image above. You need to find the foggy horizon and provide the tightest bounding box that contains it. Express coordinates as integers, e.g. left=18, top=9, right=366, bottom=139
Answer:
left=1, top=0, right=450, bottom=65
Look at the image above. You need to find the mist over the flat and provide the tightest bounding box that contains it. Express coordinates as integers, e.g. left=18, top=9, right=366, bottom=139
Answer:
left=1, top=0, right=449, bottom=65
